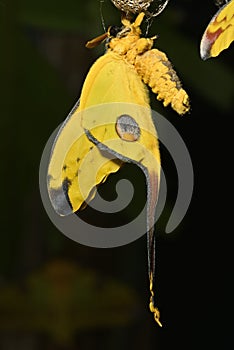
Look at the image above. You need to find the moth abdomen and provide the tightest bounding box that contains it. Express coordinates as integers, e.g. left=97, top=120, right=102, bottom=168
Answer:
left=135, top=49, right=190, bottom=114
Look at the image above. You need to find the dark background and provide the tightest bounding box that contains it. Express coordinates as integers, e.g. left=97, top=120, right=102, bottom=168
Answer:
left=0, top=0, right=233, bottom=349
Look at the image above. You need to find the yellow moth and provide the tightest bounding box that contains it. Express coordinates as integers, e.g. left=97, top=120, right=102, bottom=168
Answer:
left=47, top=12, right=190, bottom=326
left=200, top=0, right=234, bottom=59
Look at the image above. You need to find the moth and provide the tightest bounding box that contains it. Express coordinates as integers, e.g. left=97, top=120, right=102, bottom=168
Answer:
left=47, top=12, right=190, bottom=326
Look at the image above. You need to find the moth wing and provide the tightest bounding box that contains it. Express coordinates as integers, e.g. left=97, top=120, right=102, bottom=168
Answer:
left=80, top=53, right=161, bottom=284
left=79, top=53, right=161, bottom=189
left=200, top=0, right=234, bottom=59
left=47, top=52, right=149, bottom=216
left=47, top=98, right=97, bottom=216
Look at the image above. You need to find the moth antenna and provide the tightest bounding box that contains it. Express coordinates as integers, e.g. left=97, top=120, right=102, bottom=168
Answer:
left=99, top=0, right=106, bottom=32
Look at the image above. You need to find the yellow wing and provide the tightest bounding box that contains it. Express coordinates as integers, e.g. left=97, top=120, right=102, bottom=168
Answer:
left=200, top=0, right=234, bottom=59
left=47, top=52, right=159, bottom=214
left=47, top=48, right=161, bottom=324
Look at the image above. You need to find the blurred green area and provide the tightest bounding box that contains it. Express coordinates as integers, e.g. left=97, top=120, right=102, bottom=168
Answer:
left=0, top=260, right=139, bottom=344
left=0, top=0, right=233, bottom=349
